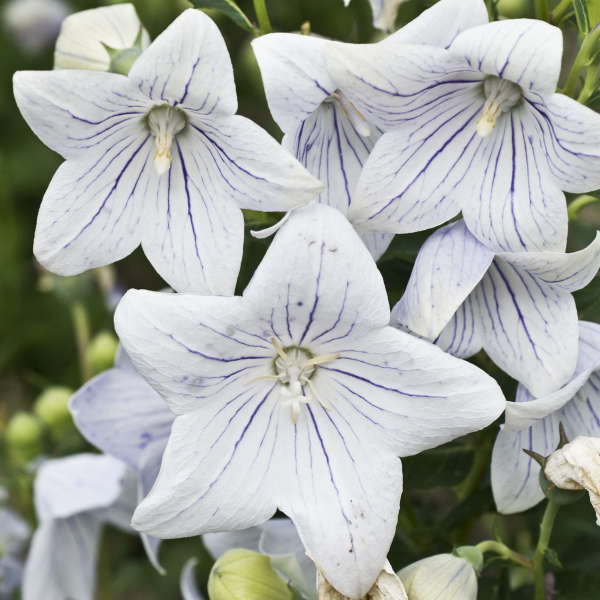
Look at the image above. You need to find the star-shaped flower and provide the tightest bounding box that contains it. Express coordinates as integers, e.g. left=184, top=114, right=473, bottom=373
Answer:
left=114, top=203, right=505, bottom=598
left=13, top=9, right=322, bottom=294
left=69, top=346, right=175, bottom=573
left=491, top=321, right=600, bottom=514
left=22, top=454, right=136, bottom=600
left=392, top=220, right=600, bottom=396
left=252, top=0, right=487, bottom=259
left=328, top=12, right=600, bottom=252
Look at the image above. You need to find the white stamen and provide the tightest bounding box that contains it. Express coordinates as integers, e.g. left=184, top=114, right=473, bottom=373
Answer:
left=326, top=91, right=372, bottom=138
left=476, top=77, right=522, bottom=138
left=147, top=105, right=186, bottom=175
left=264, top=338, right=339, bottom=422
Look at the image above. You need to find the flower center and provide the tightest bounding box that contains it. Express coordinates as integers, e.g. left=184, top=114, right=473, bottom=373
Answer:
left=325, top=90, right=372, bottom=137
left=146, top=105, right=187, bottom=175
left=251, top=338, right=339, bottom=423
left=476, top=77, right=522, bottom=138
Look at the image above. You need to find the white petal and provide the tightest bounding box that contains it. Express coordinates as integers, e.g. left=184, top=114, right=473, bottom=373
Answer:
left=475, top=258, right=578, bottom=396
left=70, top=364, right=173, bottom=471
left=131, top=390, right=279, bottom=537
left=128, top=9, right=236, bottom=116
left=13, top=69, right=148, bottom=159
left=274, top=397, right=403, bottom=598
left=22, top=517, right=101, bottom=600
left=282, top=102, right=381, bottom=216
left=0, top=555, right=23, bottom=599
left=54, top=4, right=150, bottom=71
left=504, top=321, right=600, bottom=430
left=434, top=295, right=485, bottom=359
left=449, top=19, right=563, bottom=95
left=252, top=33, right=334, bottom=132
left=114, top=292, right=273, bottom=415
left=497, top=232, right=600, bottom=293
left=0, top=507, right=30, bottom=556
left=34, top=454, right=127, bottom=521
left=528, top=93, right=600, bottom=193
left=181, top=559, right=206, bottom=600
left=185, top=115, right=322, bottom=212
left=203, top=528, right=262, bottom=558
left=391, top=221, right=493, bottom=340
left=379, top=0, right=488, bottom=47
left=318, top=326, right=505, bottom=457
left=462, top=104, right=568, bottom=253
left=139, top=128, right=245, bottom=295
left=32, top=125, right=154, bottom=277
left=260, top=520, right=318, bottom=600
left=327, top=42, right=480, bottom=132
left=360, top=231, right=395, bottom=261
left=351, top=86, right=484, bottom=233
left=243, top=204, right=390, bottom=347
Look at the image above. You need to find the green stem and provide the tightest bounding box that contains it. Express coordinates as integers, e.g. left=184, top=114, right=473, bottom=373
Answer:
left=565, top=24, right=600, bottom=98
left=568, top=194, right=600, bottom=220
left=578, top=63, right=599, bottom=103
left=71, top=301, right=92, bottom=383
left=534, top=0, right=549, bottom=20
left=455, top=434, right=492, bottom=501
left=485, top=0, right=498, bottom=20
left=253, top=0, right=272, bottom=34
left=533, top=501, right=560, bottom=600
left=475, top=540, right=533, bottom=570
left=550, top=0, right=571, bottom=23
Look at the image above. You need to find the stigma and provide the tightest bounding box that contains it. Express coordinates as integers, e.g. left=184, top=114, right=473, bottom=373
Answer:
left=326, top=90, right=372, bottom=137
left=147, top=105, right=187, bottom=175
left=476, top=77, right=522, bottom=138
left=249, top=338, right=339, bottom=423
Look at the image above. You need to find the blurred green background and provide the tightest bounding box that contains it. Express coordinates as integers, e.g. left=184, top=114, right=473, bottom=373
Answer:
left=2, top=0, right=600, bottom=598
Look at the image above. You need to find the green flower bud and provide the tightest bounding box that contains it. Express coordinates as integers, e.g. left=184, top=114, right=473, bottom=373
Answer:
left=86, top=331, right=119, bottom=376
left=454, top=546, right=484, bottom=575
left=34, top=386, right=73, bottom=435
left=208, top=549, right=292, bottom=600
left=496, top=0, right=533, bottom=18
left=5, top=412, right=43, bottom=464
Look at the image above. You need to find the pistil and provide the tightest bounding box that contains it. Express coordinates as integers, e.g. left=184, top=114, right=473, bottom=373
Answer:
left=476, top=77, right=522, bottom=138
left=147, top=105, right=187, bottom=175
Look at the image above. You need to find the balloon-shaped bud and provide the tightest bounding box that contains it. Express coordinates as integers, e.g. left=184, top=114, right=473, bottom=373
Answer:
left=208, top=549, right=292, bottom=600
left=34, top=386, right=73, bottom=436
left=5, top=412, right=43, bottom=464
left=86, top=331, right=119, bottom=376
left=54, top=4, right=150, bottom=73
left=398, top=554, right=477, bottom=600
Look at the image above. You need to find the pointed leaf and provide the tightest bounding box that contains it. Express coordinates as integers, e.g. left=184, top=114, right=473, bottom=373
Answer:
left=574, top=0, right=591, bottom=33
left=189, top=1, right=255, bottom=33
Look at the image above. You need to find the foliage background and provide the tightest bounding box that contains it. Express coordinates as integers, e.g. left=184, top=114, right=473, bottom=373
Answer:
left=1, top=0, right=600, bottom=598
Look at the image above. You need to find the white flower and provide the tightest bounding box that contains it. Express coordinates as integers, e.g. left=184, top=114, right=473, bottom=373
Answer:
left=54, top=4, right=150, bottom=72
left=252, top=0, right=487, bottom=259
left=22, top=453, right=136, bottom=600
left=328, top=12, right=600, bottom=253
left=3, top=0, right=68, bottom=54
left=0, top=502, right=30, bottom=600
left=392, top=220, right=600, bottom=396
left=343, top=0, right=406, bottom=32
left=544, top=436, right=600, bottom=524
left=398, top=554, right=478, bottom=600
left=69, top=346, right=175, bottom=573
left=114, top=203, right=505, bottom=598
left=13, top=9, right=322, bottom=295
left=492, top=331, right=600, bottom=515
left=318, top=562, right=407, bottom=599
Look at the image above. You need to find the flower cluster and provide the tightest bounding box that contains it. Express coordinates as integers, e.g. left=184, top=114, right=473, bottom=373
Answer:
left=8, top=0, right=600, bottom=598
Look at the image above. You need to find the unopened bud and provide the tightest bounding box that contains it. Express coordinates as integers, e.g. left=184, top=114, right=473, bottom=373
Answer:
left=34, top=386, right=73, bottom=436
left=86, top=331, right=119, bottom=376
left=398, top=554, right=477, bottom=600
left=5, top=412, right=43, bottom=464
left=54, top=4, right=150, bottom=73
left=207, top=549, right=292, bottom=600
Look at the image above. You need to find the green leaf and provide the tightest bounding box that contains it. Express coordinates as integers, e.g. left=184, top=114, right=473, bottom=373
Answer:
left=587, top=0, right=600, bottom=26
left=189, top=0, right=256, bottom=33
left=573, top=0, right=591, bottom=34
left=545, top=547, right=564, bottom=569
